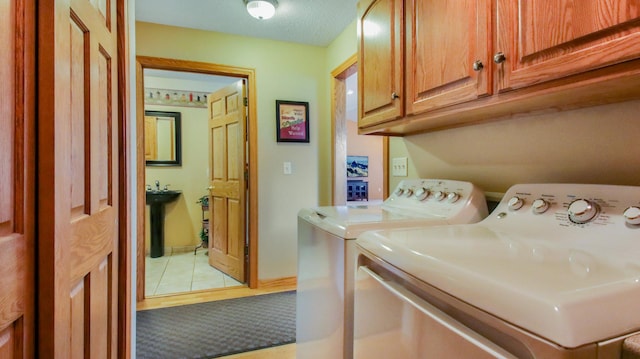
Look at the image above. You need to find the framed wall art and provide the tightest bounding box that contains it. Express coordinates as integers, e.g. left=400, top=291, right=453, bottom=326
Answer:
left=276, top=100, right=309, bottom=143
left=347, top=155, right=369, bottom=177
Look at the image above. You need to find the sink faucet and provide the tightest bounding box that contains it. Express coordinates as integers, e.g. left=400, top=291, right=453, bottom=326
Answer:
left=155, top=180, right=160, bottom=191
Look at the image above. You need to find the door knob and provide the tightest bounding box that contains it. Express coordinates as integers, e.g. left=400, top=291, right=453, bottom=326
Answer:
left=391, top=92, right=399, bottom=100
left=207, top=186, right=215, bottom=191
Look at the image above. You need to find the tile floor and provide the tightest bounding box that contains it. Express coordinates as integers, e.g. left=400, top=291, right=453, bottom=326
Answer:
left=145, top=249, right=244, bottom=297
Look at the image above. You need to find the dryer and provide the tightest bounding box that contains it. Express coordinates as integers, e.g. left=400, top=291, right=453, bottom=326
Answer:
left=354, top=183, right=640, bottom=358
left=296, top=179, right=488, bottom=359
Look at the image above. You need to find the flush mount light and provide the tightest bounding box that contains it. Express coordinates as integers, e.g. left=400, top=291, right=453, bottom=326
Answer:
left=245, top=0, right=278, bottom=20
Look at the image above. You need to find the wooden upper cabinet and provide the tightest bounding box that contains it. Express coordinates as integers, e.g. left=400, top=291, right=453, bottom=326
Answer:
left=405, top=0, right=492, bottom=115
left=357, top=0, right=404, bottom=128
left=496, top=0, right=640, bottom=91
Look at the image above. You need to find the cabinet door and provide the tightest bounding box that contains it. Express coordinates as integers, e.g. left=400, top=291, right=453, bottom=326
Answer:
left=358, top=0, right=404, bottom=128
left=496, top=0, right=640, bottom=91
left=405, top=0, right=492, bottom=115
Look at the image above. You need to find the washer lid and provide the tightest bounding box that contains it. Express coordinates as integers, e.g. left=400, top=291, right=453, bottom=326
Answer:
left=356, top=224, right=640, bottom=348
left=299, top=205, right=447, bottom=239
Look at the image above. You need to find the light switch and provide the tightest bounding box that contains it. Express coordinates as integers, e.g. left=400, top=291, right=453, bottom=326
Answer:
left=392, top=157, right=408, bottom=177
left=283, top=161, right=292, bottom=175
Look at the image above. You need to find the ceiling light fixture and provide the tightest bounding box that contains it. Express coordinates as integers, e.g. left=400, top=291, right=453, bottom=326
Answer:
left=245, top=0, right=278, bottom=20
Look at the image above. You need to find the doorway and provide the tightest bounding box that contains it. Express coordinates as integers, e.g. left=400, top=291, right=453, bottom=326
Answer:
left=135, top=56, right=259, bottom=302
left=331, top=55, right=388, bottom=205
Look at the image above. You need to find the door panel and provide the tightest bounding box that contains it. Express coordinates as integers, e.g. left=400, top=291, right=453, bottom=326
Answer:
left=1, top=0, right=35, bottom=356
left=405, top=0, right=491, bottom=114
left=208, top=80, right=247, bottom=283
left=496, top=0, right=640, bottom=91
left=38, top=0, right=120, bottom=356
left=358, top=0, right=404, bottom=127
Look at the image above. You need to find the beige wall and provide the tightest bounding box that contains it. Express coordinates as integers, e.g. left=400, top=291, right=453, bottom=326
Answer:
left=347, top=120, right=384, bottom=200
left=137, top=22, right=331, bottom=279
left=389, top=100, right=640, bottom=194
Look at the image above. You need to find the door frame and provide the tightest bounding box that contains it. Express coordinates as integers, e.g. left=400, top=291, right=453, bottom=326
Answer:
left=135, top=56, right=258, bottom=301
left=331, top=54, right=389, bottom=204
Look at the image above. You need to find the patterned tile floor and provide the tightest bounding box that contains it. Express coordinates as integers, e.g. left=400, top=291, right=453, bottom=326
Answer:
left=145, top=250, right=243, bottom=297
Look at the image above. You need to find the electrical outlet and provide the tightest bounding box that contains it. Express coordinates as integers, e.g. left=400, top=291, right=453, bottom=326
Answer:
left=392, top=157, right=408, bottom=177
left=283, top=161, right=292, bottom=175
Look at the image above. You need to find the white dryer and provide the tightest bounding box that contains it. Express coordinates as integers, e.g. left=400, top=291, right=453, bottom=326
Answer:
left=354, top=183, right=640, bottom=358
left=296, top=179, right=489, bottom=359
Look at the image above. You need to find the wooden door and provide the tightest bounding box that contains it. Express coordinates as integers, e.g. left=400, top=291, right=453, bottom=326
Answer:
left=496, top=0, right=640, bottom=91
left=38, top=0, right=122, bottom=356
left=208, top=80, right=247, bottom=283
left=0, top=0, right=35, bottom=356
left=405, top=0, right=492, bottom=115
left=357, top=0, right=404, bottom=128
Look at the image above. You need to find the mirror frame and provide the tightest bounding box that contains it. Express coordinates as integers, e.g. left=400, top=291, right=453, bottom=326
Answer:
left=145, top=110, right=182, bottom=166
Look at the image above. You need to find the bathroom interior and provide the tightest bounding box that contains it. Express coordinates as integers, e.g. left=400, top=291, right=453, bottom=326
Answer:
left=143, top=69, right=245, bottom=297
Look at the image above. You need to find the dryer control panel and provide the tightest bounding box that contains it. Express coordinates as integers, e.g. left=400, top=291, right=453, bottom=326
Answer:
left=490, top=183, right=640, bottom=228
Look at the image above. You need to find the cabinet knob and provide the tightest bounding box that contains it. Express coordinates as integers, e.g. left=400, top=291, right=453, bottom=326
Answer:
left=493, top=52, right=506, bottom=64
left=472, top=60, right=484, bottom=71
left=207, top=185, right=215, bottom=191
left=391, top=92, right=399, bottom=100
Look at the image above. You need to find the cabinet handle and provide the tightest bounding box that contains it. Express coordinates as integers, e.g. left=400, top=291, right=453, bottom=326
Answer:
left=472, top=60, right=484, bottom=71
left=493, top=52, right=506, bottom=64
left=391, top=92, right=399, bottom=100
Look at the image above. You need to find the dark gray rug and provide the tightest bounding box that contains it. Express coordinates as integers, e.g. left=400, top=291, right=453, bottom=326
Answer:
left=136, top=291, right=296, bottom=359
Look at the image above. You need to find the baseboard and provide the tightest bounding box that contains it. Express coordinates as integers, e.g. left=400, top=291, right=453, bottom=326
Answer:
left=258, top=276, right=297, bottom=290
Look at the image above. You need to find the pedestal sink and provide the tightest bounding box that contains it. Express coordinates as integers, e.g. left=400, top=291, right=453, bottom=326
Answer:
left=146, top=190, right=182, bottom=258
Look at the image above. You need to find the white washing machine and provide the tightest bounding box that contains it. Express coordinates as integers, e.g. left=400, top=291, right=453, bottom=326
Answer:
left=354, top=183, right=640, bottom=358
left=296, top=179, right=489, bottom=359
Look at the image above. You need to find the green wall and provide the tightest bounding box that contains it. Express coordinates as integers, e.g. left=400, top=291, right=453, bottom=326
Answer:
left=136, top=21, right=356, bottom=279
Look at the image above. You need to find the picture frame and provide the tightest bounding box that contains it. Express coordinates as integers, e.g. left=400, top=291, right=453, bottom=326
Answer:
left=276, top=100, right=309, bottom=143
left=347, top=155, right=369, bottom=177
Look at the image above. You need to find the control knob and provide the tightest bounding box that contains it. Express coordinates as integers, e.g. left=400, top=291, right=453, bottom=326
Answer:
left=623, top=206, right=640, bottom=225
left=447, top=192, right=460, bottom=203
left=395, top=187, right=404, bottom=196
left=414, top=187, right=430, bottom=201
left=404, top=188, right=414, bottom=197
left=433, top=191, right=446, bottom=201
left=507, top=196, right=524, bottom=211
left=567, top=199, right=599, bottom=224
left=531, top=199, right=550, bottom=214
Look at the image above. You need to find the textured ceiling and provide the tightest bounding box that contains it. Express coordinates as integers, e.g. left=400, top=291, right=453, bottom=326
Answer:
left=135, top=0, right=359, bottom=47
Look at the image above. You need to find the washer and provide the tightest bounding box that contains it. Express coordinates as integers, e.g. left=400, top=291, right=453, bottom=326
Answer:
left=296, top=179, right=488, bottom=359
left=354, top=183, right=640, bottom=358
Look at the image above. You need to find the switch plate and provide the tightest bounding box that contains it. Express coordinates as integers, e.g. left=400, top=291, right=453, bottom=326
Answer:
left=392, top=157, right=408, bottom=177
left=283, top=161, right=292, bottom=175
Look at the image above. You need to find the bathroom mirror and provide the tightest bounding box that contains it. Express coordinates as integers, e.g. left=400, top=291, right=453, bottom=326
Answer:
left=145, top=110, right=182, bottom=166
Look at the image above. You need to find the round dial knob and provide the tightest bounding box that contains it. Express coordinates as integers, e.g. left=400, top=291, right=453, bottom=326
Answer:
left=623, top=206, right=640, bottom=225
left=404, top=188, right=414, bottom=197
left=395, top=187, right=404, bottom=196
left=531, top=199, right=550, bottom=214
left=507, top=196, right=524, bottom=211
left=433, top=191, right=446, bottom=201
left=414, top=188, right=430, bottom=201
left=567, top=199, right=599, bottom=224
left=447, top=192, right=460, bottom=203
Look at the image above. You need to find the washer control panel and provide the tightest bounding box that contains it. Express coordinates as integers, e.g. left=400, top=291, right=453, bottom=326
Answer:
left=492, top=184, right=640, bottom=228
left=382, top=179, right=488, bottom=221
